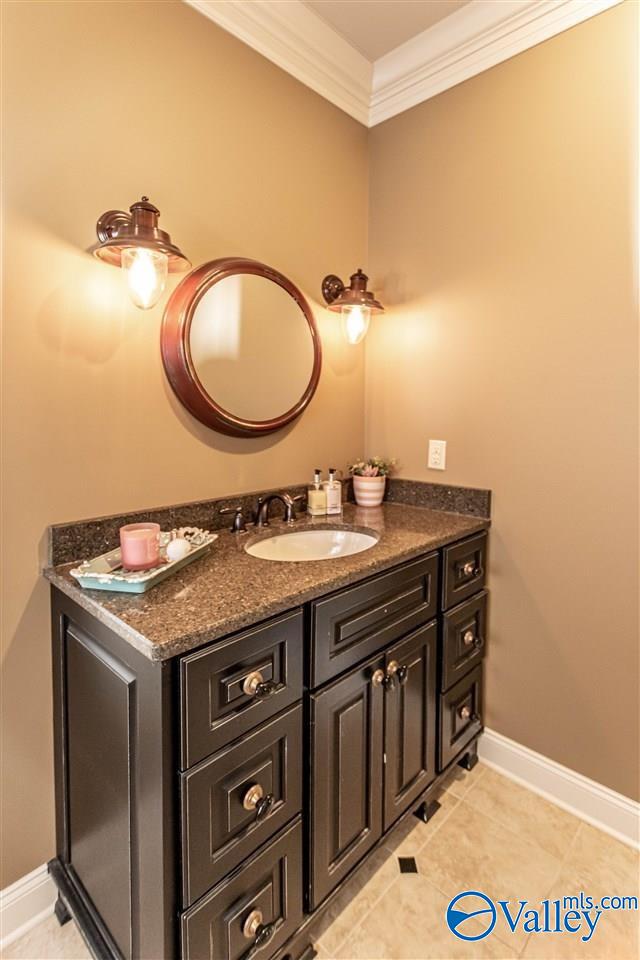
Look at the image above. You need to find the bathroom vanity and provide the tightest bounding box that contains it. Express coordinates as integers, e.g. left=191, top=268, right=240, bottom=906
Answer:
left=45, top=492, right=489, bottom=960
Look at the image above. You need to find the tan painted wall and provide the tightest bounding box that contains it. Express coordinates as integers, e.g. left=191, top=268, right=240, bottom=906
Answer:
left=367, top=3, right=639, bottom=799
left=0, top=0, right=368, bottom=887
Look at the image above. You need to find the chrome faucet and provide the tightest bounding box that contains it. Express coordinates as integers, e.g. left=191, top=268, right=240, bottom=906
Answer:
left=254, top=493, right=301, bottom=527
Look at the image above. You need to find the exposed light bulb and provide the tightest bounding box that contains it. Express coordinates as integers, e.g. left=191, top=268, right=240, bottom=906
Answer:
left=341, top=304, right=370, bottom=345
left=122, top=247, right=168, bottom=309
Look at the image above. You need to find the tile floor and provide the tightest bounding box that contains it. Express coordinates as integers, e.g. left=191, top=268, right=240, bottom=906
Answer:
left=2, top=764, right=638, bottom=960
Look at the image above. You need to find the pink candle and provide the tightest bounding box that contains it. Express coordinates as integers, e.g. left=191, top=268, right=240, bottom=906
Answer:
left=119, top=522, right=161, bottom=571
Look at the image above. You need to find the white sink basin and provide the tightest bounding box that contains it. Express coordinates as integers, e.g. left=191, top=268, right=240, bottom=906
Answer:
left=245, top=528, right=378, bottom=562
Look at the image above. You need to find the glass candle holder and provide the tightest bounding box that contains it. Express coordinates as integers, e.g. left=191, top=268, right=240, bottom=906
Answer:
left=119, top=522, right=161, bottom=571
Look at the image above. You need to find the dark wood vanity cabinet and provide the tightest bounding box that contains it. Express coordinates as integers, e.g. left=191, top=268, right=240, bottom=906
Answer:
left=49, top=530, right=488, bottom=960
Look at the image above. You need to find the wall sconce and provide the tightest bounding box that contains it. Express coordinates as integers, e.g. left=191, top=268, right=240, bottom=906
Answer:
left=92, top=196, right=191, bottom=309
left=321, top=268, right=384, bottom=345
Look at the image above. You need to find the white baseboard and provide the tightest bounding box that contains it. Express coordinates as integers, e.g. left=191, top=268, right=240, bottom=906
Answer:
left=0, top=864, right=56, bottom=950
left=479, top=728, right=640, bottom=849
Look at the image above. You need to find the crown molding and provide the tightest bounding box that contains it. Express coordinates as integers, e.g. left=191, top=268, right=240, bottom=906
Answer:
left=184, top=0, right=371, bottom=125
left=370, top=0, right=623, bottom=126
left=185, top=0, right=623, bottom=128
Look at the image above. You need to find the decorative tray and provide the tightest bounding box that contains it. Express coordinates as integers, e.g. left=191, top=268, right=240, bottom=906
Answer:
left=69, top=528, right=218, bottom=593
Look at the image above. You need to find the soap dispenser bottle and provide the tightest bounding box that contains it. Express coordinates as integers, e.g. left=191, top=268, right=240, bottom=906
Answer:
left=307, top=469, right=327, bottom=517
left=323, top=468, right=342, bottom=515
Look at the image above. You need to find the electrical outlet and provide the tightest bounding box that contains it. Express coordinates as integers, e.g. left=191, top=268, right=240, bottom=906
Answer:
left=428, top=439, right=446, bottom=470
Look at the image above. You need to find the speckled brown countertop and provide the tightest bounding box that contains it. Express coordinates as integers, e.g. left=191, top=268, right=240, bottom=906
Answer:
left=44, top=502, right=489, bottom=662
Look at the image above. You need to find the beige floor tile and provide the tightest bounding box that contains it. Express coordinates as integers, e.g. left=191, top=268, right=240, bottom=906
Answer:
left=0, top=915, right=90, bottom=960
left=311, top=846, right=400, bottom=956
left=416, top=801, right=562, bottom=951
left=441, top=761, right=487, bottom=800
left=563, top=823, right=640, bottom=891
left=521, top=862, right=639, bottom=959
left=333, top=874, right=518, bottom=959
left=384, top=790, right=460, bottom=859
left=465, top=768, right=581, bottom=860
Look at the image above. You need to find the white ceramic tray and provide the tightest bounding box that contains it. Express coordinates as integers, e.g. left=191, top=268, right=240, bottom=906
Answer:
left=69, top=529, right=217, bottom=593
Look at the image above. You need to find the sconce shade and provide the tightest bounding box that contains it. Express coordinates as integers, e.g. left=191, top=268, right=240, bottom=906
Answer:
left=321, top=269, right=384, bottom=314
left=92, top=197, right=191, bottom=272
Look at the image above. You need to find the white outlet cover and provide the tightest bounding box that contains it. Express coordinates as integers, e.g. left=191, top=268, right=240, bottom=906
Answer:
left=428, top=439, right=446, bottom=470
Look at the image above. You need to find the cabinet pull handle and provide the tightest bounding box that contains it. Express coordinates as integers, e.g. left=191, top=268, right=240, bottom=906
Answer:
left=396, top=664, right=410, bottom=686
left=371, top=668, right=385, bottom=687
left=241, top=909, right=276, bottom=960
left=242, top=671, right=282, bottom=699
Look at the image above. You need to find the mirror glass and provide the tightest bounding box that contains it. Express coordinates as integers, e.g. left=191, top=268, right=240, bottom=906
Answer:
left=189, top=274, right=316, bottom=421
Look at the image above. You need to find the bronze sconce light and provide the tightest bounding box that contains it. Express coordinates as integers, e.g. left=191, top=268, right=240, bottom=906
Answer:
left=322, top=268, right=384, bottom=344
left=92, top=196, right=191, bottom=309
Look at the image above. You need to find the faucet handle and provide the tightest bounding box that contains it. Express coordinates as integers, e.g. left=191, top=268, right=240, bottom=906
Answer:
left=219, top=505, right=247, bottom=533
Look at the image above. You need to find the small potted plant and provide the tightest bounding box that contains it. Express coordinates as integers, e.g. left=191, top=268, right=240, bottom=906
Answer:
left=348, top=457, right=397, bottom=507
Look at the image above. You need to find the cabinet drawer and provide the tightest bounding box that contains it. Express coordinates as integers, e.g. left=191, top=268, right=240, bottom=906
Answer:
left=442, top=532, right=487, bottom=610
left=181, top=705, right=302, bottom=907
left=180, top=610, right=303, bottom=768
left=311, top=554, right=439, bottom=687
left=438, top=664, right=483, bottom=770
left=181, top=818, right=303, bottom=960
left=441, top=591, right=487, bottom=692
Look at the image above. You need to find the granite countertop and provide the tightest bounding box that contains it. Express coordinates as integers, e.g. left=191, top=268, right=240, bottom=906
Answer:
left=44, top=502, right=489, bottom=662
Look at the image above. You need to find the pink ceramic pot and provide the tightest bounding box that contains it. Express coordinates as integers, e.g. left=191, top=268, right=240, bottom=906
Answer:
left=352, top=475, right=386, bottom=507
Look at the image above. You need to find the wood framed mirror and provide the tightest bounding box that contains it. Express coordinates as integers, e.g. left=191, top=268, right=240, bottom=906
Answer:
left=161, top=258, right=322, bottom=437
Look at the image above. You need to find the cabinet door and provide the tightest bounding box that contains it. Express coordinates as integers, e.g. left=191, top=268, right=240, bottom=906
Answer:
left=309, top=655, right=384, bottom=909
left=384, top=621, right=437, bottom=832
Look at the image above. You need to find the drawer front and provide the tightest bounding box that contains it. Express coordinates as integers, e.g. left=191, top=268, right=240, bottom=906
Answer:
left=311, top=554, right=439, bottom=688
left=442, top=532, right=487, bottom=610
left=181, top=610, right=303, bottom=769
left=441, top=591, right=488, bottom=692
left=181, top=818, right=303, bottom=960
left=181, top=705, right=303, bottom=906
left=438, top=664, right=483, bottom=770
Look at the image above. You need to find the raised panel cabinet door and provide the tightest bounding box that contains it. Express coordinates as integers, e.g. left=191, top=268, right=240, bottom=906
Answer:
left=309, top=655, right=385, bottom=909
left=383, top=621, right=437, bottom=831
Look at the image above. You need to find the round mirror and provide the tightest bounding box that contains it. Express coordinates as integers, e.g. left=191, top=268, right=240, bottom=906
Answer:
left=161, top=258, right=321, bottom=437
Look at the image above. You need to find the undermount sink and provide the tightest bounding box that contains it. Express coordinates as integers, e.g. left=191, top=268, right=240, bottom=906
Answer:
left=245, top=527, right=378, bottom=562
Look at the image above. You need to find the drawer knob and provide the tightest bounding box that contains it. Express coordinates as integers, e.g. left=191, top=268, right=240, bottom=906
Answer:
left=242, top=783, right=274, bottom=819
left=458, top=704, right=481, bottom=723
left=242, top=671, right=280, bottom=699
left=371, top=668, right=385, bottom=687
left=242, top=909, right=276, bottom=959
left=243, top=909, right=264, bottom=939
left=462, top=561, right=478, bottom=577
left=463, top=629, right=476, bottom=646
left=387, top=660, right=409, bottom=687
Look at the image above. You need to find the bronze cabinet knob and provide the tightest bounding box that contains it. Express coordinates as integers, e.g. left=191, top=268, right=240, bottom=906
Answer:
left=462, top=561, right=476, bottom=576
left=463, top=629, right=476, bottom=646
left=387, top=660, right=399, bottom=676
left=459, top=704, right=472, bottom=720
left=242, top=909, right=264, bottom=940
left=371, top=668, right=385, bottom=687
left=242, top=783, right=264, bottom=811
left=242, top=671, right=265, bottom=696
